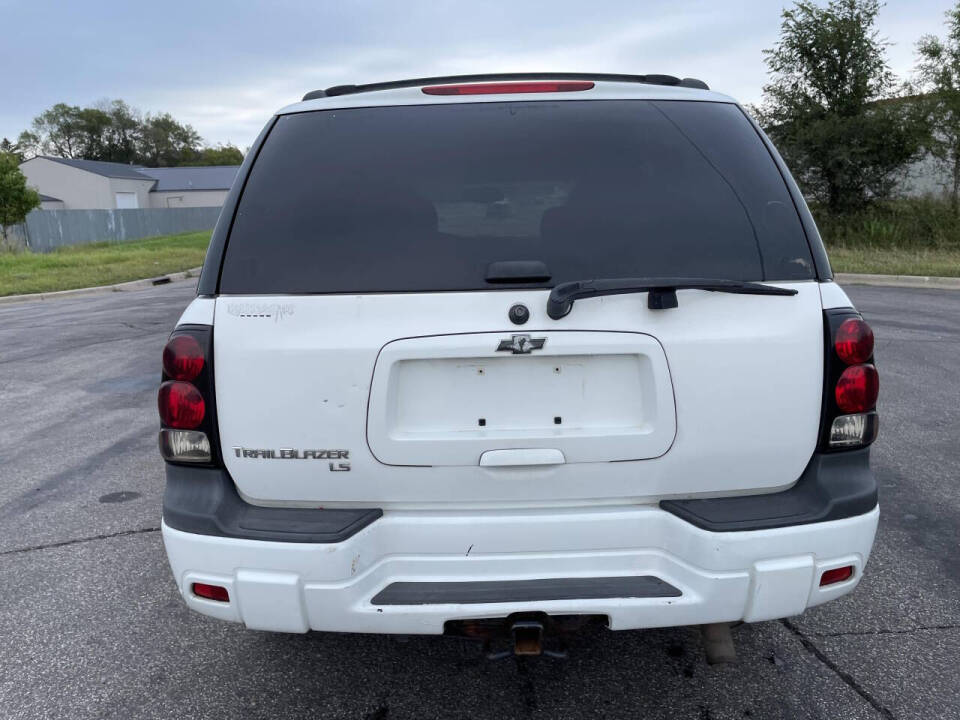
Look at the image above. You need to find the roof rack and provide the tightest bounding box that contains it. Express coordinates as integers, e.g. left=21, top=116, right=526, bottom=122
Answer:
left=302, top=72, right=709, bottom=101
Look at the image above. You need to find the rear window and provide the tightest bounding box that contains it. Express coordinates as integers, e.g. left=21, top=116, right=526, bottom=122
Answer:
left=220, top=100, right=814, bottom=294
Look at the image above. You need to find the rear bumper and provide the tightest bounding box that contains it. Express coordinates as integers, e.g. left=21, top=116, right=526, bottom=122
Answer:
left=161, top=503, right=879, bottom=634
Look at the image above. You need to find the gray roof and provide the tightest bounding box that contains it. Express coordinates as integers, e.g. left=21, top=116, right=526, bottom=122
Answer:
left=38, top=194, right=61, bottom=202
left=32, top=157, right=239, bottom=192
left=136, top=166, right=238, bottom=192
left=39, top=156, right=154, bottom=181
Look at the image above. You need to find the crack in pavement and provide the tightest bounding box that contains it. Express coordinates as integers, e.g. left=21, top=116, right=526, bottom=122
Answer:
left=0, top=526, right=161, bottom=557
left=811, top=625, right=960, bottom=638
left=781, top=618, right=896, bottom=719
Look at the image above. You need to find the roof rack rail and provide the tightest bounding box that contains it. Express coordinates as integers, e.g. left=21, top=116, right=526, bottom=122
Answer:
left=302, top=72, right=709, bottom=101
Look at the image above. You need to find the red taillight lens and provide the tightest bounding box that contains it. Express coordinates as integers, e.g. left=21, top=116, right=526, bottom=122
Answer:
left=192, top=582, right=229, bottom=602
left=835, top=318, right=874, bottom=365
left=158, top=381, right=206, bottom=429
left=835, top=364, right=879, bottom=413
left=820, top=566, right=854, bottom=586
left=162, top=335, right=205, bottom=381
left=422, top=81, right=595, bottom=95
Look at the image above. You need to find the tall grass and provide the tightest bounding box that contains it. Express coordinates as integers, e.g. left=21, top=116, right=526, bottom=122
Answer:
left=813, top=197, right=960, bottom=250
left=812, top=197, right=960, bottom=276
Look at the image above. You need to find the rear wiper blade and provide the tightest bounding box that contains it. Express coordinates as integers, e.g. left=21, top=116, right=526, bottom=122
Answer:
left=546, top=277, right=798, bottom=319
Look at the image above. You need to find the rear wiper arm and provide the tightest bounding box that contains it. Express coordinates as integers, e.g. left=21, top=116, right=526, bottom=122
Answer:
left=546, top=277, right=798, bottom=319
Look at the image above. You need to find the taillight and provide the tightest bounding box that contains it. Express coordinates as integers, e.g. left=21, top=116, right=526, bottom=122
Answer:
left=819, top=309, right=879, bottom=451
left=834, top=318, right=874, bottom=365
left=158, top=325, right=220, bottom=465
left=159, top=428, right=211, bottom=462
left=158, top=381, right=205, bottom=428
left=422, top=81, right=594, bottom=95
left=835, top=365, right=879, bottom=413
left=162, top=335, right=205, bottom=381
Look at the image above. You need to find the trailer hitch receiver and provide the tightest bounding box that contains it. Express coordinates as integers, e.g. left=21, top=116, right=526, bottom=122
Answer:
left=511, top=620, right=544, bottom=656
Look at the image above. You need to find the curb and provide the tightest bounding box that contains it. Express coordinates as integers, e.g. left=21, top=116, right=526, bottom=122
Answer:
left=834, top=272, right=960, bottom=290
left=0, top=267, right=202, bottom=306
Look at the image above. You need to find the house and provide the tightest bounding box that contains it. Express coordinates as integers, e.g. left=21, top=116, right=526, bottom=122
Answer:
left=19, top=157, right=239, bottom=210
left=38, top=194, right=65, bottom=210
left=136, top=166, right=240, bottom=208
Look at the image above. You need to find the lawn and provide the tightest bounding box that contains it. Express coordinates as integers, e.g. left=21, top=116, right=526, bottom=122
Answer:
left=0, top=231, right=211, bottom=297
left=826, top=244, right=960, bottom=277
left=2, top=219, right=959, bottom=299
left=815, top=198, right=960, bottom=277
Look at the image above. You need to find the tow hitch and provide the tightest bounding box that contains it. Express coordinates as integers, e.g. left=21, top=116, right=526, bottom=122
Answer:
left=444, top=613, right=606, bottom=659
left=510, top=620, right=545, bottom=656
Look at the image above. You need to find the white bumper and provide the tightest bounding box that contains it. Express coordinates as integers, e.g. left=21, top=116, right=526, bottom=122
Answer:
left=161, top=504, right=879, bottom=634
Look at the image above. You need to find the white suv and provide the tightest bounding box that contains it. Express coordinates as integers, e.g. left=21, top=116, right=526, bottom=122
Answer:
left=158, top=74, right=879, bottom=651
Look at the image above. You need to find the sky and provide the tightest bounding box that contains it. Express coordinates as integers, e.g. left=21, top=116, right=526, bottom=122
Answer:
left=1, top=0, right=955, bottom=151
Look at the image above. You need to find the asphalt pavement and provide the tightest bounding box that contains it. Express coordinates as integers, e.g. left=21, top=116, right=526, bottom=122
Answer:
left=0, top=280, right=957, bottom=720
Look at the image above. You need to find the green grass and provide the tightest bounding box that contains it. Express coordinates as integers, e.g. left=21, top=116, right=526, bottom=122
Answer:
left=0, top=231, right=211, bottom=297
left=825, top=245, right=960, bottom=276
left=813, top=197, right=960, bottom=249
left=814, top=197, right=960, bottom=277
left=3, top=198, right=960, bottom=298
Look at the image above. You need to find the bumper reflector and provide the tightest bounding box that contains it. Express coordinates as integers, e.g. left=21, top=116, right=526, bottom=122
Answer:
left=159, top=429, right=212, bottom=463
left=820, top=565, right=854, bottom=587
left=192, top=582, right=229, bottom=602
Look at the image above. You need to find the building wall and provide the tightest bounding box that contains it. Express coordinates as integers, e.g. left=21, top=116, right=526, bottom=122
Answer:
left=39, top=199, right=65, bottom=210
left=149, top=189, right=230, bottom=208
left=20, top=158, right=113, bottom=210
left=898, top=152, right=952, bottom=198
left=107, top=177, right=156, bottom=209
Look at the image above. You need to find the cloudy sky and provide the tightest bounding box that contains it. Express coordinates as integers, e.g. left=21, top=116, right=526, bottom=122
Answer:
left=1, top=0, right=955, bottom=150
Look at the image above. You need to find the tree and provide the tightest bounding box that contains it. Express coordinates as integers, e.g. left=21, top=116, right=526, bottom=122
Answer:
left=138, top=113, right=202, bottom=167
left=18, top=103, right=113, bottom=160
left=0, top=152, right=41, bottom=250
left=0, top=138, right=23, bottom=163
left=755, top=0, right=927, bottom=212
left=915, top=3, right=960, bottom=213
left=16, top=100, right=211, bottom=166
left=182, top=144, right=244, bottom=166
left=15, top=100, right=238, bottom=168
left=15, top=130, right=41, bottom=161
left=98, top=99, right=142, bottom=164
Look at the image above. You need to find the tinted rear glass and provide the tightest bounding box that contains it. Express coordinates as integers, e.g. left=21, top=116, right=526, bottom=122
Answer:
left=220, top=100, right=814, bottom=294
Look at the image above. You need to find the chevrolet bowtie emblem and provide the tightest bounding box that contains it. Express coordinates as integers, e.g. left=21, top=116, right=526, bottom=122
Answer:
left=496, top=334, right=546, bottom=354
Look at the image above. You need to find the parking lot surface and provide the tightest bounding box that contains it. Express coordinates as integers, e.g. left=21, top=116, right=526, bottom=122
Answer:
left=0, top=280, right=957, bottom=720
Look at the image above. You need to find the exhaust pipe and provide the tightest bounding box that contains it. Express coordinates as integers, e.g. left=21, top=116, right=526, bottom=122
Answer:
left=700, top=623, right=737, bottom=664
